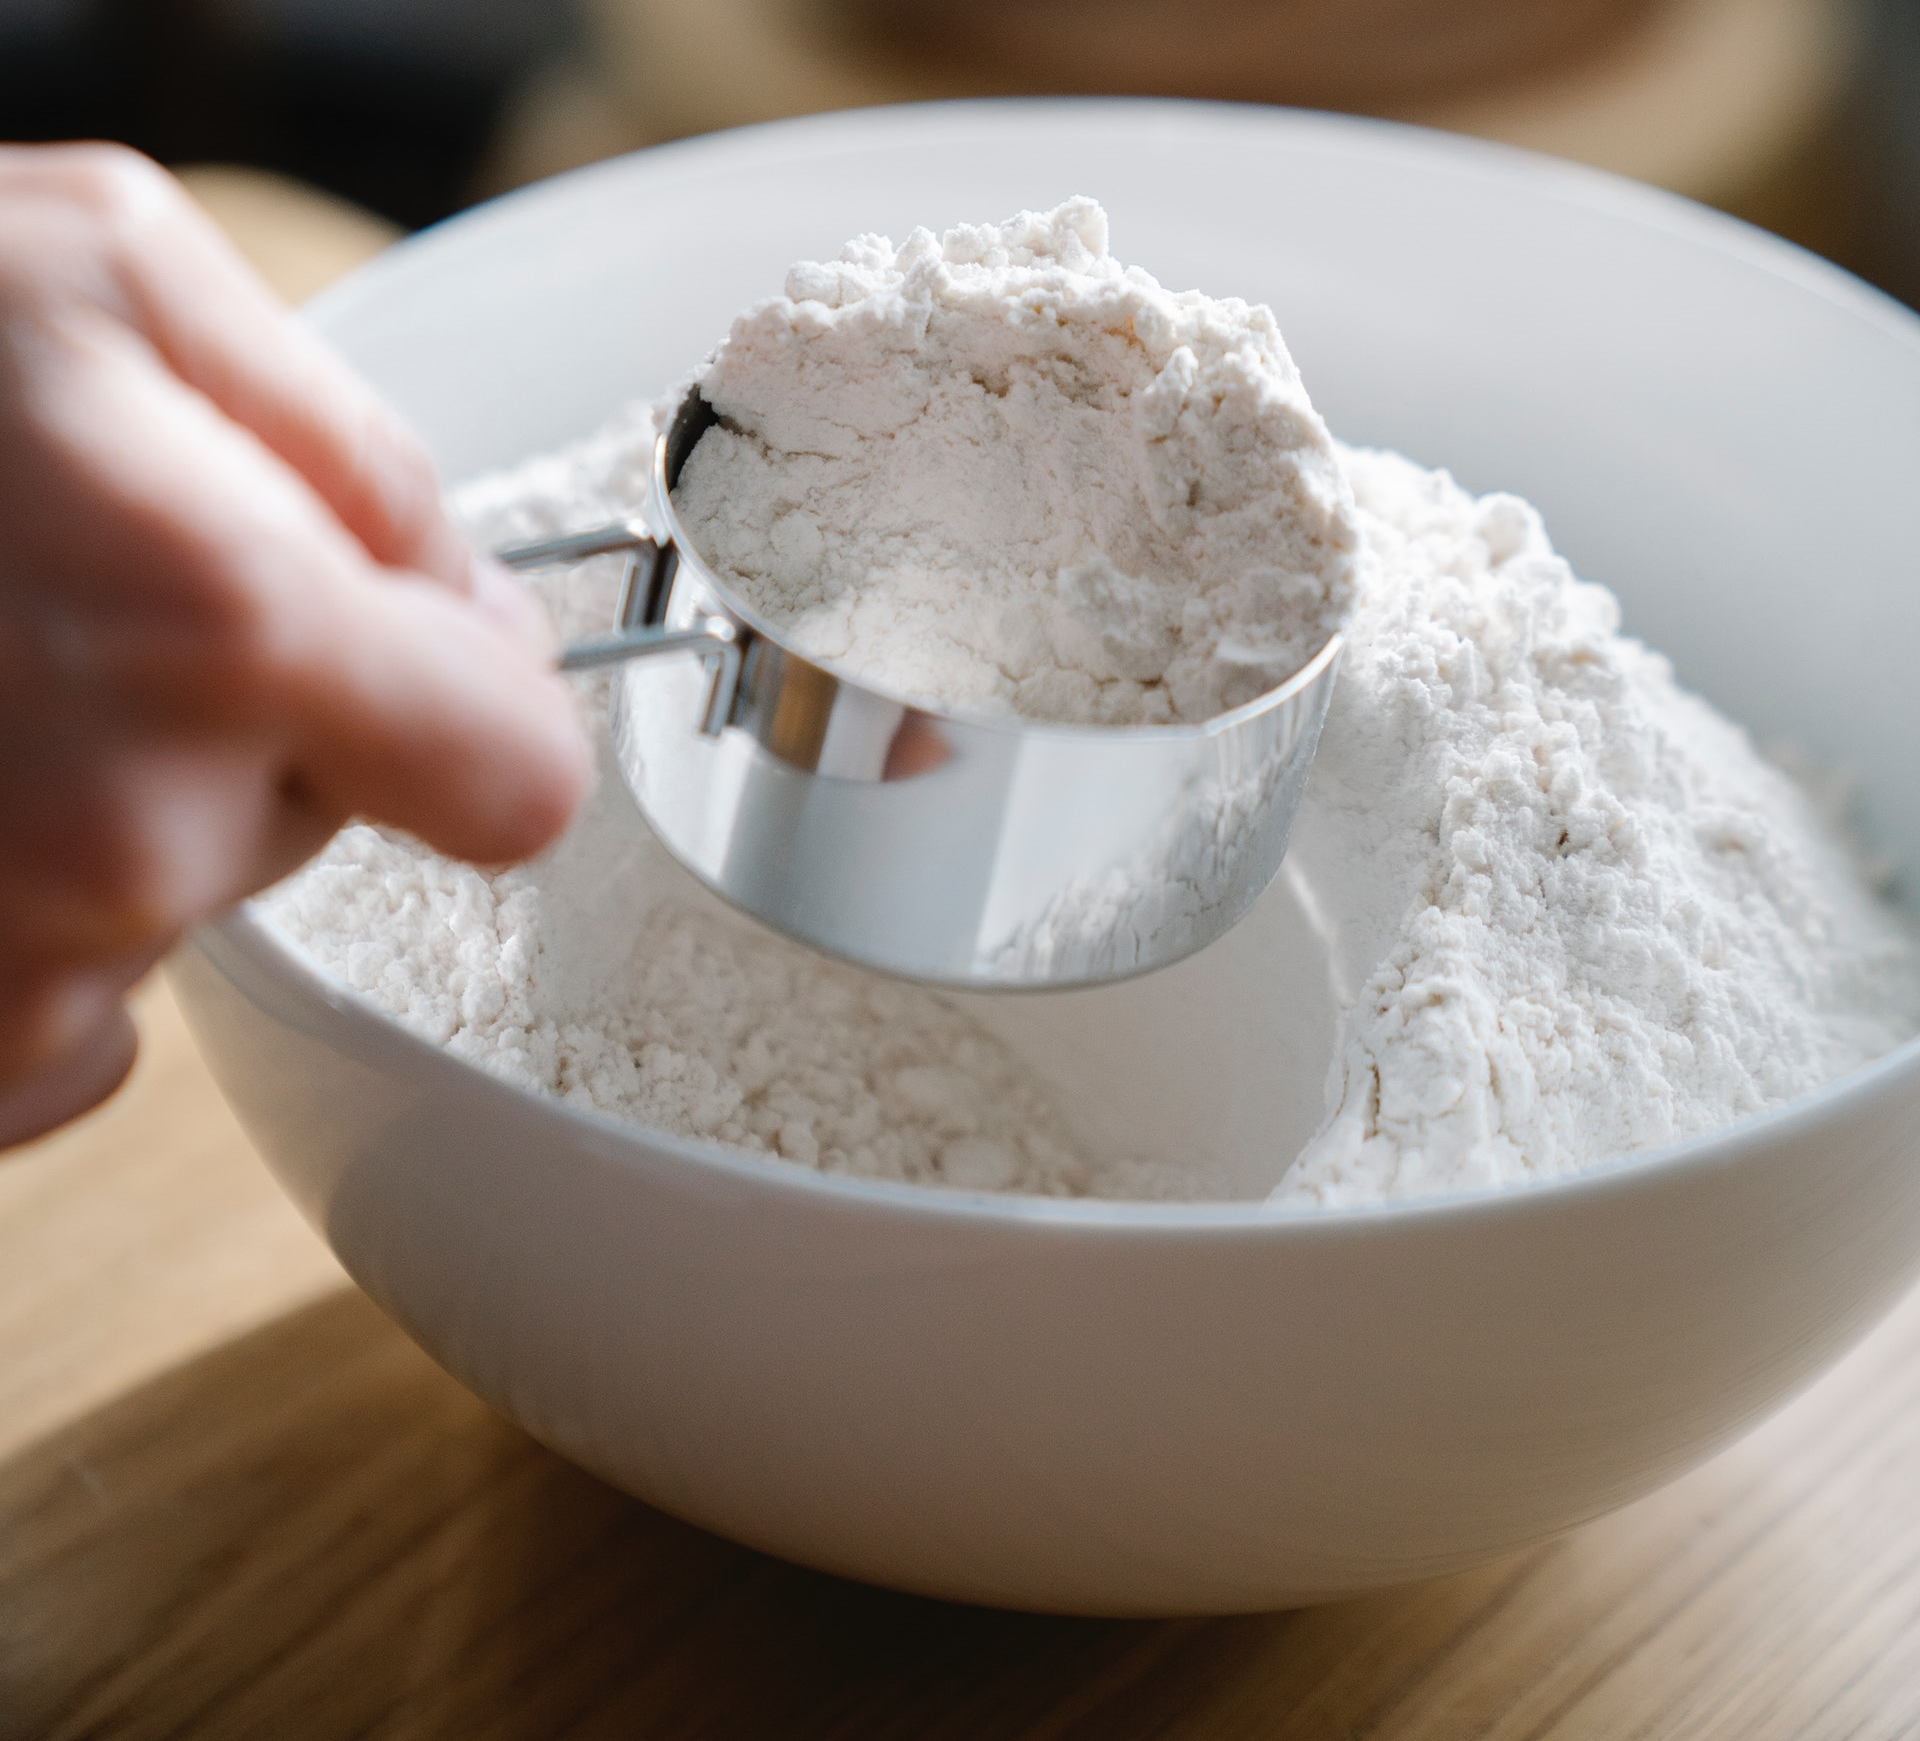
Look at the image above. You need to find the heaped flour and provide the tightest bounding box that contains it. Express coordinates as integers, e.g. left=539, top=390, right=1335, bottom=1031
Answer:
left=1273, top=449, right=1920, bottom=1206
left=672, top=198, right=1358, bottom=726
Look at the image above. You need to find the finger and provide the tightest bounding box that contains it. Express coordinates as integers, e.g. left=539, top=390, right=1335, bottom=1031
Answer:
left=2, top=143, right=476, bottom=593
left=9, top=307, right=590, bottom=864
left=286, top=571, right=592, bottom=865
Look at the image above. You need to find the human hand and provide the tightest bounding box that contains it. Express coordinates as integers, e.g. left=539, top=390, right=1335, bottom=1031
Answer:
left=0, top=143, right=591, bottom=1148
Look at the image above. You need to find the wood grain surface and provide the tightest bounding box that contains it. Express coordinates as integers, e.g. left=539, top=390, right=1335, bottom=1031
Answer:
left=4, top=170, right=1919, bottom=1741
left=3, top=982, right=1920, bottom=1739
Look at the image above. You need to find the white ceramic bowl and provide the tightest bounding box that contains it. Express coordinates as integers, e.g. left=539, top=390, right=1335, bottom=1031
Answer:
left=173, top=101, right=1920, bottom=1616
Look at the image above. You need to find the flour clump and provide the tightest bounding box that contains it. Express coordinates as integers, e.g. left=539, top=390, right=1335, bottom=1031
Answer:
left=671, top=197, right=1358, bottom=725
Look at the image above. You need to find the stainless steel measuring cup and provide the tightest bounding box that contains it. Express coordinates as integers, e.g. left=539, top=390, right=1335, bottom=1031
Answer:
left=498, top=391, right=1344, bottom=991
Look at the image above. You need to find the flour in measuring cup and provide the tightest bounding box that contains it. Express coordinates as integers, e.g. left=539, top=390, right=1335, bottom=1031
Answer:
left=670, top=198, right=1358, bottom=726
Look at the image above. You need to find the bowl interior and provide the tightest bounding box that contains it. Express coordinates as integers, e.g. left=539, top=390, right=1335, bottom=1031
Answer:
left=300, top=100, right=1920, bottom=1192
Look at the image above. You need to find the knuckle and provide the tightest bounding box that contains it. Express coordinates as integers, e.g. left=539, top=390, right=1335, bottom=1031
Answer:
left=42, top=145, right=182, bottom=266
left=56, top=143, right=173, bottom=220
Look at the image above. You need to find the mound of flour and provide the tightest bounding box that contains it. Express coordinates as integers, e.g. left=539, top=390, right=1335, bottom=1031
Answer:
left=268, top=798, right=1137, bottom=1195
left=671, top=198, right=1358, bottom=726
left=263, top=372, right=1920, bottom=1208
left=1275, top=448, right=1920, bottom=1206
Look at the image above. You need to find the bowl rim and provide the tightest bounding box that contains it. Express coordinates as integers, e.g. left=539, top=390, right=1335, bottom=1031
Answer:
left=308, top=95, right=1920, bottom=377
left=258, top=97, right=1920, bottom=1235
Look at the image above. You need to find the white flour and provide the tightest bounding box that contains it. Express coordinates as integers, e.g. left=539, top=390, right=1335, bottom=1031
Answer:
left=262, top=302, right=1920, bottom=1208
left=672, top=199, right=1357, bottom=726
left=270, top=796, right=1131, bottom=1195
left=1276, top=449, right=1920, bottom=1206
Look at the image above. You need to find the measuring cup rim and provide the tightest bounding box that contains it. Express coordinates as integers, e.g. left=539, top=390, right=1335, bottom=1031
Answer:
left=654, top=391, right=1351, bottom=746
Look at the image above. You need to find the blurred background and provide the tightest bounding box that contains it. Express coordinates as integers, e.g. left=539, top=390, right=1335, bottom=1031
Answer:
left=1, top=0, right=1918, bottom=307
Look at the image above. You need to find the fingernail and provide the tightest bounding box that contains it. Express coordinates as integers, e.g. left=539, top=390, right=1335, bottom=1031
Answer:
left=470, top=555, right=559, bottom=659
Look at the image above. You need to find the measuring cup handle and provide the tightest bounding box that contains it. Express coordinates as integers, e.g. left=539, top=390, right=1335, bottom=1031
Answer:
left=494, top=521, right=741, bottom=736
left=557, top=619, right=741, bottom=737
left=494, top=521, right=654, bottom=569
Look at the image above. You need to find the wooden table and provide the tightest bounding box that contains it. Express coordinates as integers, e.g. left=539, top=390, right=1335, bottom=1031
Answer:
left=5, top=174, right=1920, bottom=1741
